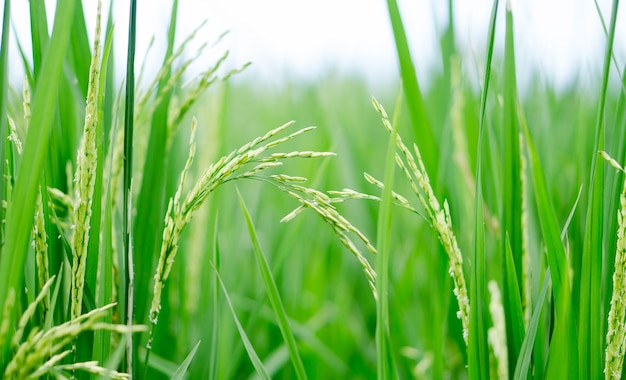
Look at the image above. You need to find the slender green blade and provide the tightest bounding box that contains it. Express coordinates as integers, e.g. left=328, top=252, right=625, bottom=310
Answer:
left=29, top=0, right=49, bottom=76
left=171, top=341, right=202, bottom=380
left=513, top=272, right=551, bottom=380
left=501, top=4, right=525, bottom=372
left=209, top=213, right=221, bottom=380
left=0, top=0, right=77, bottom=353
left=68, top=1, right=91, bottom=97
left=373, top=94, right=401, bottom=380
left=0, top=0, right=10, bottom=248
left=133, top=0, right=179, bottom=325
left=237, top=190, right=308, bottom=380
left=519, top=102, right=577, bottom=378
left=503, top=234, right=525, bottom=361
left=384, top=0, right=437, bottom=177
left=213, top=266, right=271, bottom=380
left=580, top=1, right=619, bottom=377
left=468, top=1, right=499, bottom=379
left=122, top=0, right=138, bottom=374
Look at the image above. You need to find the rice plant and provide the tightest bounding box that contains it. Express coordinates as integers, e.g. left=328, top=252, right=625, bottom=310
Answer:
left=1, top=0, right=626, bottom=379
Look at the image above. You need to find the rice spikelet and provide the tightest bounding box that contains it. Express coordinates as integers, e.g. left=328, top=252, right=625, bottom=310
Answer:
left=487, top=280, right=508, bottom=380
left=70, top=0, right=102, bottom=319
left=604, top=152, right=626, bottom=380
left=371, top=97, right=470, bottom=345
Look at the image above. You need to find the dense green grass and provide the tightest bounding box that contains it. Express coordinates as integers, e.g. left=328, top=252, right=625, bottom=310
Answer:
left=1, top=0, right=626, bottom=379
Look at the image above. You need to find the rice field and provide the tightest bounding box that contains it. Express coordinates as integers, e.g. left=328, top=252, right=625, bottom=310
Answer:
left=1, top=0, right=626, bottom=379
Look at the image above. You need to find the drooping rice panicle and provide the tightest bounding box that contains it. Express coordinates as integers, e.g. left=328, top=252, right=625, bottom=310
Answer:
left=361, top=173, right=424, bottom=216
left=603, top=152, right=626, bottom=380
left=166, top=52, right=249, bottom=149
left=371, top=98, right=470, bottom=345
left=276, top=182, right=377, bottom=295
left=150, top=120, right=305, bottom=324
left=41, top=360, right=130, bottom=379
left=150, top=118, right=198, bottom=326
left=70, top=0, right=102, bottom=319
left=4, top=303, right=146, bottom=380
left=487, top=280, right=509, bottom=380
left=11, top=276, right=55, bottom=347
left=149, top=119, right=363, bottom=326
left=135, top=20, right=212, bottom=123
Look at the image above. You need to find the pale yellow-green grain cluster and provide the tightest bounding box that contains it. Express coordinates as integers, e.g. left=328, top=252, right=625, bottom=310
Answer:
left=280, top=180, right=378, bottom=296
left=370, top=97, right=470, bottom=344
left=150, top=119, right=342, bottom=324
left=7, top=117, right=22, bottom=155
left=5, top=302, right=145, bottom=380
left=604, top=153, right=626, bottom=380
left=487, top=280, right=508, bottom=380
left=70, top=0, right=102, bottom=320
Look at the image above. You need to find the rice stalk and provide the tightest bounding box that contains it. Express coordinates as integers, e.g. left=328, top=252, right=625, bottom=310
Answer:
left=603, top=152, right=626, bottom=380
left=70, top=0, right=102, bottom=320
left=370, top=98, right=470, bottom=345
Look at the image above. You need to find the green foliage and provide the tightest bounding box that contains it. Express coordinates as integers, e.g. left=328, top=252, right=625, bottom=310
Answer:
left=1, top=0, right=625, bottom=379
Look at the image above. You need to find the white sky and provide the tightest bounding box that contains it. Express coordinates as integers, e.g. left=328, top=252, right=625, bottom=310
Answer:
left=7, top=0, right=626, bottom=89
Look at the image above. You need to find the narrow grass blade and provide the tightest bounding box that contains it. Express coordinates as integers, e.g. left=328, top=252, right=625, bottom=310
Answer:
left=503, top=234, right=525, bottom=362
left=209, top=213, right=221, bottom=380
left=384, top=0, right=437, bottom=176
left=171, top=340, right=201, bottom=380
left=98, top=336, right=128, bottom=380
left=605, top=65, right=626, bottom=332
left=29, top=0, right=49, bottom=75
left=501, top=3, right=525, bottom=372
left=513, top=271, right=551, bottom=380
left=237, top=190, right=308, bottom=380
left=0, top=0, right=10, bottom=249
left=468, top=1, right=499, bottom=378
left=373, top=94, right=401, bottom=380
left=68, top=1, right=91, bottom=97
left=519, top=102, right=577, bottom=378
left=133, top=0, right=179, bottom=325
left=139, top=347, right=184, bottom=377
left=213, top=265, right=271, bottom=380
left=469, top=179, right=489, bottom=380
left=0, top=0, right=77, bottom=354
left=580, top=0, right=619, bottom=377
left=122, top=0, right=138, bottom=374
